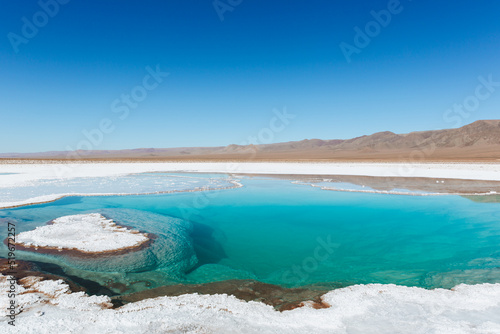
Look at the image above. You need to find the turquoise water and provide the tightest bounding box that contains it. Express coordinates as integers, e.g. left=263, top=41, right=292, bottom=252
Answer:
left=1, top=175, right=500, bottom=294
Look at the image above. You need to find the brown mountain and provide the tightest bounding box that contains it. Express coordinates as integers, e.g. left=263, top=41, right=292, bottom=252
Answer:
left=2, top=120, right=500, bottom=161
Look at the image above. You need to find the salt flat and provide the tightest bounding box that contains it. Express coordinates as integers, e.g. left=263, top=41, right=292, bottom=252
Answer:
left=1, top=274, right=499, bottom=334
left=0, top=162, right=499, bottom=189
left=1, top=162, right=499, bottom=208
left=2, top=161, right=500, bottom=333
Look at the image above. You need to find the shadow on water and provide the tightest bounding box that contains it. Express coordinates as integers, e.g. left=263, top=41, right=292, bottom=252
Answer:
left=0, top=256, right=121, bottom=301
left=30, top=259, right=119, bottom=296
left=187, top=221, right=228, bottom=274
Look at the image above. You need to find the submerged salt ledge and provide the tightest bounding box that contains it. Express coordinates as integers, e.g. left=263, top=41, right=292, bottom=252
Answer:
left=1, top=275, right=499, bottom=334
left=293, top=180, right=498, bottom=196
left=0, top=178, right=243, bottom=209
left=16, top=213, right=149, bottom=253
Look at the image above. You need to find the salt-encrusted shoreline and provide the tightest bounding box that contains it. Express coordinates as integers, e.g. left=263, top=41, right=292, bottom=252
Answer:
left=13, top=214, right=152, bottom=256
left=1, top=163, right=500, bottom=332
left=0, top=162, right=499, bottom=188
left=292, top=180, right=500, bottom=196
left=1, top=274, right=499, bottom=333
left=0, top=179, right=243, bottom=209
left=0, top=162, right=499, bottom=208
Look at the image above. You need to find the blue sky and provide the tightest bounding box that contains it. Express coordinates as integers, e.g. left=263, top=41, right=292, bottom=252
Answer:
left=1, top=0, right=499, bottom=153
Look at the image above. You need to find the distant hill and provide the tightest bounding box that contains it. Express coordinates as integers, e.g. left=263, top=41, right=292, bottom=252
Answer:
left=2, top=120, right=500, bottom=161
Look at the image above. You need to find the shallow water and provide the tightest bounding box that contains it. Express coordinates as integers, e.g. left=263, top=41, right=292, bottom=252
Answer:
left=1, top=174, right=500, bottom=295
left=0, top=172, right=235, bottom=206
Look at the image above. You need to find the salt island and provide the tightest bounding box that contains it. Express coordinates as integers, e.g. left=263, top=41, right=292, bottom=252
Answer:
left=14, top=213, right=152, bottom=255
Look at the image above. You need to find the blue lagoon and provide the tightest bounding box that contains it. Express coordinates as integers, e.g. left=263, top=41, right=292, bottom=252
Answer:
left=2, top=174, right=499, bottom=298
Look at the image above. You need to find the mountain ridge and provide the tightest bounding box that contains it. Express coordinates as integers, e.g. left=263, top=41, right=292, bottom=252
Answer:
left=2, top=120, right=500, bottom=161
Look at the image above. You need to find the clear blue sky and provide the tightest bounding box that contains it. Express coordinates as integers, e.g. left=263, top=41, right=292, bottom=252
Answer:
left=1, top=0, right=499, bottom=153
